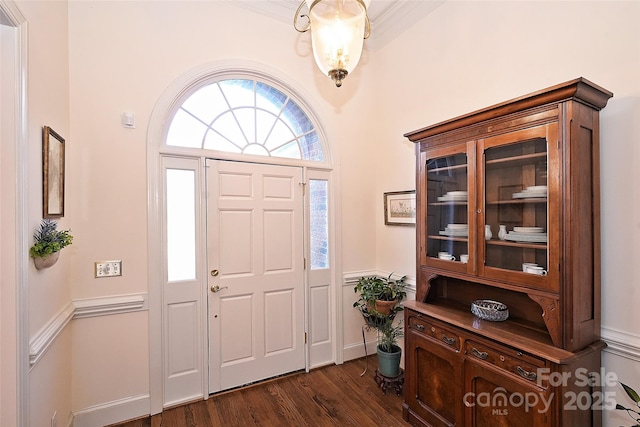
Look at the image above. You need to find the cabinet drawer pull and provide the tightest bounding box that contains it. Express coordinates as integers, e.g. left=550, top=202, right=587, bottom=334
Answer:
left=472, top=348, right=488, bottom=360
left=441, top=334, right=456, bottom=346
left=415, top=324, right=425, bottom=332
left=516, top=366, right=537, bottom=381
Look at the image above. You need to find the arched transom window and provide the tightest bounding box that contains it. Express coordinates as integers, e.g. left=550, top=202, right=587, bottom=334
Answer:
left=166, top=79, right=324, bottom=161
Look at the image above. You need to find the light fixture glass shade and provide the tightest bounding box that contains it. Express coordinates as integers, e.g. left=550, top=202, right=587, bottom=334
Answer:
left=304, top=0, right=370, bottom=87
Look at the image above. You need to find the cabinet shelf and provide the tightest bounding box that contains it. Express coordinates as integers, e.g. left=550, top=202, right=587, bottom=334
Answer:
left=485, top=152, right=547, bottom=169
left=429, top=201, right=468, bottom=206
left=404, top=300, right=563, bottom=358
left=486, top=239, right=547, bottom=250
left=428, top=234, right=468, bottom=243
left=427, top=163, right=468, bottom=174
left=486, top=199, right=546, bottom=205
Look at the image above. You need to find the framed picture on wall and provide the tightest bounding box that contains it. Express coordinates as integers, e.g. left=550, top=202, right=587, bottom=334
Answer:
left=384, top=190, right=416, bottom=226
left=43, top=126, right=65, bottom=218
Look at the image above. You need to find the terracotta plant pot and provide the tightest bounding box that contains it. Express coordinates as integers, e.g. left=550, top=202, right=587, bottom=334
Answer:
left=374, top=300, right=396, bottom=316
left=34, top=251, right=60, bottom=270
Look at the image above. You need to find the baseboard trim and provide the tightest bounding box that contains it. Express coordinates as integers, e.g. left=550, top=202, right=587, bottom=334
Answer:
left=72, top=394, right=150, bottom=427
left=343, top=340, right=378, bottom=362
left=602, top=326, right=640, bottom=361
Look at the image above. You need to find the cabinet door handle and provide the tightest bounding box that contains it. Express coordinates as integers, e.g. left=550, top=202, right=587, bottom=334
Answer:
left=441, top=334, right=456, bottom=346
left=472, top=347, right=488, bottom=360
left=516, top=366, right=537, bottom=381
left=415, top=324, right=425, bottom=332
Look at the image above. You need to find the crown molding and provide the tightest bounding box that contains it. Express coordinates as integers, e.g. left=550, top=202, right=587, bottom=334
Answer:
left=230, top=0, right=444, bottom=50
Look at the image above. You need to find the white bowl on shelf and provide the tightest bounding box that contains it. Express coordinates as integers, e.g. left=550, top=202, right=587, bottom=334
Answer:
left=447, top=223, right=468, bottom=229
left=513, top=226, right=544, bottom=233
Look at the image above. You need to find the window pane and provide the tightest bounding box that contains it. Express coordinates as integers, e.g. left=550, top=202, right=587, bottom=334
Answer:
left=213, top=111, right=247, bottom=147
left=166, top=78, right=324, bottom=161
left=182, top=84, right=227, bottom=123
left=310, top=179, right=329, bottom=269
left=256, top=81, right=287, bottom=114
left=166, top=169, right=196, bottom=281
left=271, top=140, right=301, bottom=159
left=166, top=110, right=207, bottom=148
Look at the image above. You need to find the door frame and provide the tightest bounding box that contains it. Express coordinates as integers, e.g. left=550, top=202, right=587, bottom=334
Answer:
left=152, top=154, right=339, bottom=410
left=0, top=2, right=29, bottom=425
left=147, top=63, right=342, bottom=413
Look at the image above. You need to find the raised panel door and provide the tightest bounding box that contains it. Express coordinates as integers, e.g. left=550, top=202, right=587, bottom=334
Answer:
left=464, top=359, right=550, bottom=427
left=405, top=316, right=464, bottom=426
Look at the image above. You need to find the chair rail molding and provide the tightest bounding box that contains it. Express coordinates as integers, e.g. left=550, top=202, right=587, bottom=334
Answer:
left=343, top=269, right=416, bottom=295
left=28, top=293, right=148, bottom=368
left=73, top=293, right=147, bottom=319
left=601, top=326, right=640, bottom=361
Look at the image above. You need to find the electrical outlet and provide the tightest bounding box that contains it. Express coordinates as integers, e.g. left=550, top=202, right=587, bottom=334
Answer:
left=95, top=260, right=122, bottom=278
left=51, top=411, right=57, bottom=427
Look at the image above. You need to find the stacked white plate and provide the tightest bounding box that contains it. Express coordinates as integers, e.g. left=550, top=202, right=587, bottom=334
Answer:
left=437, top=190, right=468, bottom=202
left=512, top=185, right=548, bottom=199
left=439, top=223, right=469, bottom=237
left=505, top=226, right=547, bottom=243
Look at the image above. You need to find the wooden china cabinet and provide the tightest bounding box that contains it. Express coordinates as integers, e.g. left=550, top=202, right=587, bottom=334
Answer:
left=402, top=78, right=612, bottom=427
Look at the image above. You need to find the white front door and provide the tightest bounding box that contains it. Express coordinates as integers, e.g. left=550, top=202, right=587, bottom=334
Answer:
left=206, top=159, right=305, bottom=392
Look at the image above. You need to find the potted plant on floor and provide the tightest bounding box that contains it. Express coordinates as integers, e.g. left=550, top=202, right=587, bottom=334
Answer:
left=353, top=273, right=407, bottom=378
left=29, top=219, right=73, bottom=270
left=376, top=317, right=404, bottom=377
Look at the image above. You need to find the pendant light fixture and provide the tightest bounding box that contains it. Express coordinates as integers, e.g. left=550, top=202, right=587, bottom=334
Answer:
left=294, top=0, right=371, bottom=87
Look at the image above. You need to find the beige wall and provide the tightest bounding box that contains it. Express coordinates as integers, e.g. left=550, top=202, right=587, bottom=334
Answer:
left=11, top=0, right=74, bottom=425
left=372, top=2, right=640, bottom=426
left=65, top=0, right=379, bottom=422
left=7, top=0, right=639, bottom=426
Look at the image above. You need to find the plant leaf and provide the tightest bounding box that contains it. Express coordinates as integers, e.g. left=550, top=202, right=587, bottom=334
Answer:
left=622, top=383, right=640, bottom=403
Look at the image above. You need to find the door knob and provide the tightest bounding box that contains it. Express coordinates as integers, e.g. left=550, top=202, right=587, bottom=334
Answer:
left=211, top=269, right=219, bottom=277
left=210, top=285, right=228, bottom=293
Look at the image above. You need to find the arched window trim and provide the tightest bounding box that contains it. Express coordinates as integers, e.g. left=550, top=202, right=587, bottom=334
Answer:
left=160, top=69, right=332, bottom=169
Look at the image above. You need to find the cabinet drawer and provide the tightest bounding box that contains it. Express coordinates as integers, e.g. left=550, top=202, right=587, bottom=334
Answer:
left=408, top=315, right=461, bottom=351
left=465, top=339, right=546, bottom=386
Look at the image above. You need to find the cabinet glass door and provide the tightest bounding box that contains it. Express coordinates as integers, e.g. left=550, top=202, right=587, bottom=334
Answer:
left=483, top=136, right=548, bottom=274
left=426, top=151, right=469, bottom=266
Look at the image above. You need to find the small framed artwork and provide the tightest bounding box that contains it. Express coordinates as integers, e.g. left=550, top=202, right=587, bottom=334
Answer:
left=43, top=126, right=65, bottom=218
left=384, top=190, right=416, bottom=226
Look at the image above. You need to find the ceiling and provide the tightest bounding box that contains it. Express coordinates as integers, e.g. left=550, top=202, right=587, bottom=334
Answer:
left=230, top=0, right=445, bottom=50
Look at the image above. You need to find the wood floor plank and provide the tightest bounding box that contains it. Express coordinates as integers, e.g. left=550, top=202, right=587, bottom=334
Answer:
left=110, top=359, right=409, bottom=427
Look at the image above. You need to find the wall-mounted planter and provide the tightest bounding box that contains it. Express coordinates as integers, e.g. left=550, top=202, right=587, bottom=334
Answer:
left=34, top=251, right=60, bottom=270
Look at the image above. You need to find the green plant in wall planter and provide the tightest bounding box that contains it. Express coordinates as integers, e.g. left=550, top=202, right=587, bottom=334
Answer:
left=29, top=219, right=73, bottom=270
left=616, top=383, right=640, bottom=426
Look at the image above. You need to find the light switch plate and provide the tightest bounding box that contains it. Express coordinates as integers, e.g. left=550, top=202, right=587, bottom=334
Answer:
left=95, top=260, right=122, bottom=278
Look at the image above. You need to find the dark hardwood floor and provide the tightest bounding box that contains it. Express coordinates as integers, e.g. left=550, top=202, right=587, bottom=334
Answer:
left=110, top=358, right=410, bottom=427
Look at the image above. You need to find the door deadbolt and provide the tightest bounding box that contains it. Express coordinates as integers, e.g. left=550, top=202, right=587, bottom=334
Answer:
left=210, top=269, right=219, bottom=277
